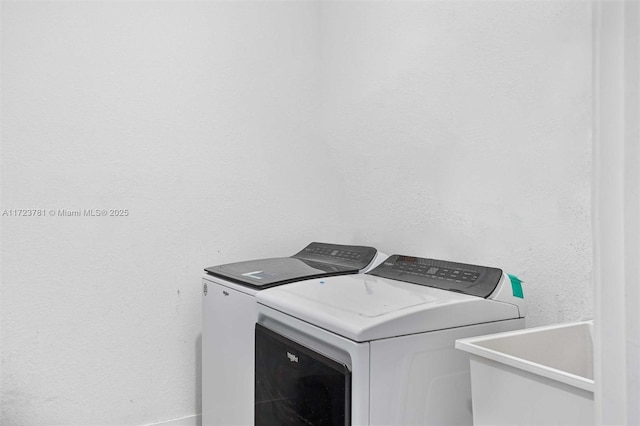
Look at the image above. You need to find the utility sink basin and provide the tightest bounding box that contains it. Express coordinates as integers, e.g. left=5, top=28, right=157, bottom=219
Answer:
left=456, top=320, right=594, bottom=426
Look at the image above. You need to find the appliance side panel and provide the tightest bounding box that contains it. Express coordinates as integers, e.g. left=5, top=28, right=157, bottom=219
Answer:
left=369, top=319, right=525, bottom=426
left=202, top=279, right=257, bottom=426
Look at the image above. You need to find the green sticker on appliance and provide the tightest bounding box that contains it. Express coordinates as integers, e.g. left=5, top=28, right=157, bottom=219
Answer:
left=508, top=274, right=524, bottom=298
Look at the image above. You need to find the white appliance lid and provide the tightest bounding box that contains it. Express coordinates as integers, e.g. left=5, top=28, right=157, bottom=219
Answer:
left=256, top=273, right=520, bottom=342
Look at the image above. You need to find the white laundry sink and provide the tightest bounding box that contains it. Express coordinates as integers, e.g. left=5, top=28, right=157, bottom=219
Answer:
left=455, top=320, right=594, bottom=426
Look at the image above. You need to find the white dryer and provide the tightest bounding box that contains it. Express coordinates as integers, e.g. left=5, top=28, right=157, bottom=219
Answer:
left=202, top=242, right=387, bottom=426
left=254, top=255, right=526, bottom=426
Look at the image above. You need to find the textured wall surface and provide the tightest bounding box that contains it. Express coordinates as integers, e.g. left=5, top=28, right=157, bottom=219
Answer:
left=1, top=1, right=593, bottom=425
left=320, top=0, right=593, bottom=327
left=0, top=2, right=347, bottom=425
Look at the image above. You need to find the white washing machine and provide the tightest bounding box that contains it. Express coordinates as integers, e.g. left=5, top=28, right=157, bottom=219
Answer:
left=254, top=254, right=526, bottom=426
left=202, top=242, right=387, bottom=426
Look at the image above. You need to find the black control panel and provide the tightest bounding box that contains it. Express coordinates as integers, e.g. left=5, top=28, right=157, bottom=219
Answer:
left=292, top=242, right=377, bottom=270
left=368, top=255, right=503, bottom=298
left=204, top=242, right=377, bottom=289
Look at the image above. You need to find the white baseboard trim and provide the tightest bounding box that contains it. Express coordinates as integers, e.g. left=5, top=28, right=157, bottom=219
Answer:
left=144, top=414, right=201, bottom=426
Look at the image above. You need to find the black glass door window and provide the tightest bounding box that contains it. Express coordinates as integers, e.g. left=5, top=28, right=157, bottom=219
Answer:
left=255, top=324, right=351, bottom=426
